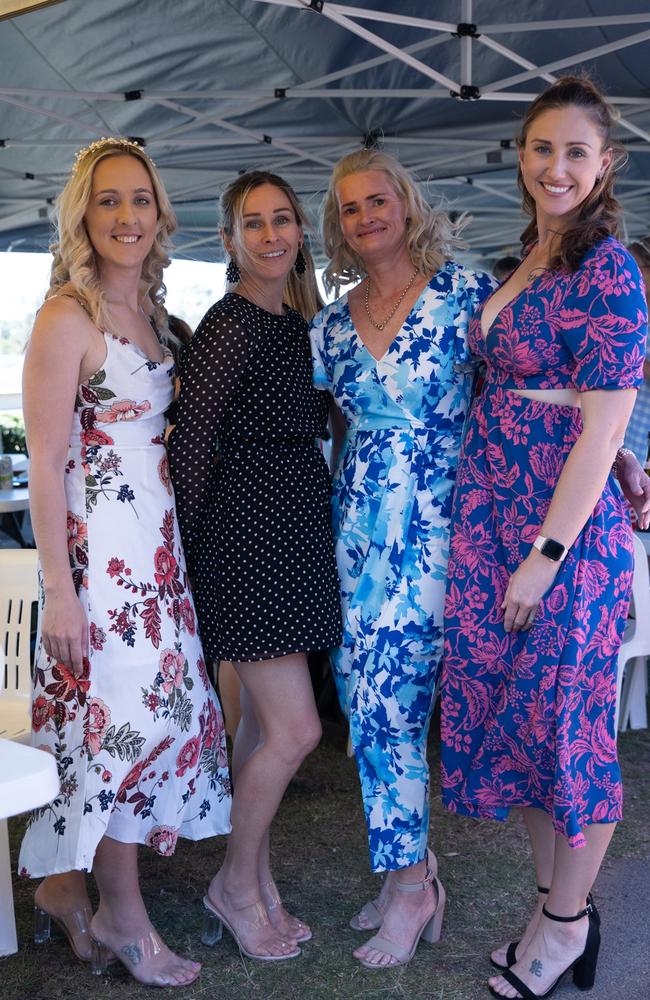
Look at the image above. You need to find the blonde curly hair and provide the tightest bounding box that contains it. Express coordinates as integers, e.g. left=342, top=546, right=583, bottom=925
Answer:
left=46, top=139, right=176, bottom=336
left=322, top=149, right=466, bottom=295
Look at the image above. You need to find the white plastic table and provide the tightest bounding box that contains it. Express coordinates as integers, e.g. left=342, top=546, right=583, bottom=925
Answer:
left=0, top=738, right=59, bottom=956
left=0, top=487, right=29, bottom=515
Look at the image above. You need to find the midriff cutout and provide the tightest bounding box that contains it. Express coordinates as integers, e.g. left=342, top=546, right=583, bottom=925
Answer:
left=511, top=387, right=580, bottom=408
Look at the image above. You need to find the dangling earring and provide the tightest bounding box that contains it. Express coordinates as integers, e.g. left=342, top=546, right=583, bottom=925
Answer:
left=295, top=248, right=306, bottom=275
left=226, top=257, right=240, bottom=283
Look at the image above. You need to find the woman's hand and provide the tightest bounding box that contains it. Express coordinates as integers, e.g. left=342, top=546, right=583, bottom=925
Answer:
left=501, top=550, right=561, bottom=633
left=616, top=451, right=650, bottom=529
left=41, top=587, right=88, bottom=676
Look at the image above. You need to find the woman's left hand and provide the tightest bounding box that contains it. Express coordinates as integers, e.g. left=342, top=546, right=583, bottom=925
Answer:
left=501, top=551, right=561, bottom=633
left=616, top=450, right=650, bottom=529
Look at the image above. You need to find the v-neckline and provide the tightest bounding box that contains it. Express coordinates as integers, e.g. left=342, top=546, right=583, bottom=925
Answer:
left=106, top=331, right=166, bottom=366
left=479, top=254, right=550, bottom=342
left=345, top=274, right=433, bottom=364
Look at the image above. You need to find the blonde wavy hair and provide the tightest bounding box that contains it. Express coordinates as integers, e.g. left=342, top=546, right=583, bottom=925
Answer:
left=221, top=170, right=323, bottom=322
left=46, top=139, right=176, bottom=337
left=322, top=149, right=466, bottom=294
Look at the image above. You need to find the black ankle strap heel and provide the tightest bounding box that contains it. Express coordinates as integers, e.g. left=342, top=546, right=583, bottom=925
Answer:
left=489, top=901, right=600, bottom=999
left=542, top=902, right=600, bottom=991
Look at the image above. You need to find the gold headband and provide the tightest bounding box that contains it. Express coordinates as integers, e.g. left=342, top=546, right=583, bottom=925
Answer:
left=72, top=137, right=155, bottom=175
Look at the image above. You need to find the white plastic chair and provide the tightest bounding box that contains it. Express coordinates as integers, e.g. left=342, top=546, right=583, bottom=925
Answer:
left=0, top=551, right=59, bottom=956
left=0, top=548, right=38, bottom=743
left=0, top=738, right=59, bottom=956
left=616, top=532, right=650, bottom=732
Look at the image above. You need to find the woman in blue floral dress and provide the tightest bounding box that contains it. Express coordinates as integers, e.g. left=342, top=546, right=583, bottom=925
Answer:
left=440, top=79, right=647, bottom=999
left=310, top=149, right=495, bottom=968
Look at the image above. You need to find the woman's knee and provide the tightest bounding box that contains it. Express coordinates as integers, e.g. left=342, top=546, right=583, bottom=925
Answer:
left=275, top=713, right=322, bottom=765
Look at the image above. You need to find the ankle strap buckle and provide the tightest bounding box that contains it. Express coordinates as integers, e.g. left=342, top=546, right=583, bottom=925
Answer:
left=542, top=901, right=593, bottom=922
left=396, top=863, right=434, bottom=894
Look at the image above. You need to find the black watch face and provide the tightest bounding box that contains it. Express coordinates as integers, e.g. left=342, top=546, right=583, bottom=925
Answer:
left=541, top=538, right=565, bottom=561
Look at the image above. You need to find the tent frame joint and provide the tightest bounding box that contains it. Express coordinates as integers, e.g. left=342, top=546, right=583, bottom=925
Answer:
left=453, top=22, right=479, bottom=38
left=452, top=85, right=481, bottom=100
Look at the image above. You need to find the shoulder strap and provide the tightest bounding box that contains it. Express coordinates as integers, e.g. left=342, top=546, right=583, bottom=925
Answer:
left=49, top=292, right=93, bottom=318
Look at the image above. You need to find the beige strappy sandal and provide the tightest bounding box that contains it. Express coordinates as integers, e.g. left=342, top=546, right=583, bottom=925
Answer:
left=356, top=861, right=445, bottom=969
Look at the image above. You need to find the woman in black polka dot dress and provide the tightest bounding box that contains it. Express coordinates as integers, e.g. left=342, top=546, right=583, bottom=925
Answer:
left=168, top=172, right=341, bottom=961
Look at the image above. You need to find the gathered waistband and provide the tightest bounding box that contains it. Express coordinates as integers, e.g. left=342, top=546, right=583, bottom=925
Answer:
left=221, top=434, right=321, bottom=457
left=349, top=421, right=453, bottom=439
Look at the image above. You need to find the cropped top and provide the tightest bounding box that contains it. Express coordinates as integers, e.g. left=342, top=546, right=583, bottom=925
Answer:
left=471, top=237, right=647, bottom=393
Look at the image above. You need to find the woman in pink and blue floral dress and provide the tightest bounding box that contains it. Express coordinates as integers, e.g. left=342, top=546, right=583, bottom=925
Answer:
left=441, top=78, right=647, bottom=999
left=19, top=139, right=230, bottom=988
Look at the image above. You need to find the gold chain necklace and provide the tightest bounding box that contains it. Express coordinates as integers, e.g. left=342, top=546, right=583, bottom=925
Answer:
left=364, top=267, right=419, bottom=332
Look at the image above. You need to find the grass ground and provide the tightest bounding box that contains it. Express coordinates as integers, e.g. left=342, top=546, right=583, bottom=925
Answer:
left=4, top=711, right=649, bottom=1000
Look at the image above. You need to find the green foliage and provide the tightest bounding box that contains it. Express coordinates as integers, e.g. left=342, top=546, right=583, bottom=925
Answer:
left=0, top=411, right=26, bottom=453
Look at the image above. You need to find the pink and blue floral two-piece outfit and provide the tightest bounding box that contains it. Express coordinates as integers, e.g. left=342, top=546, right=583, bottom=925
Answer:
left=440, top=237, right=647, bottom=846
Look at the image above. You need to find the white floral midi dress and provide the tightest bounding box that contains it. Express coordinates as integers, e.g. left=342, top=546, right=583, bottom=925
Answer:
left=19, top=333, right=231, bottom=878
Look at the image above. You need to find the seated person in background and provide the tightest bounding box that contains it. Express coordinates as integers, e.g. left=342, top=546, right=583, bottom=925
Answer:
left=623, top=239, right=650, bottom=465
left=492, top=254, right=521, bottom=282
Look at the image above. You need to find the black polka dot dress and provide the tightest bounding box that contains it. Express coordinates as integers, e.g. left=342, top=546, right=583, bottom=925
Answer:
left=168, top=293, right=342, bottom=663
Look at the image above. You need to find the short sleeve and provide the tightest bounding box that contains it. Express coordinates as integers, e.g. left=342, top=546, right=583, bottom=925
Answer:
left=459, top=268, right=498, bottom=365
left=559, top=242, right=647, bottom=392
left=309, top=308, right=333, bottom=392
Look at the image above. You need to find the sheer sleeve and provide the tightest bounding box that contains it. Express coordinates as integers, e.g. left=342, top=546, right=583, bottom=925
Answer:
left=559, top=242, right=647, bottom=392
left=168, top=300, right=251, bottom=560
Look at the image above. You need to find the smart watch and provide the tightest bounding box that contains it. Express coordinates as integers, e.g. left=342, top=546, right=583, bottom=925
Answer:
left=532, top=535, right=567, bottom=563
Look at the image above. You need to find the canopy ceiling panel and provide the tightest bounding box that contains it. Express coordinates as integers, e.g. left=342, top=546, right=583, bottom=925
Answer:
left=1, top=0, right=650, bottom=262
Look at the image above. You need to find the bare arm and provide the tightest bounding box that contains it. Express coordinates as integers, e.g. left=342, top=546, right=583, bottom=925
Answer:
left=23, top=298, right=97, bottom=673
left=502, top=388, right=636, bottom=632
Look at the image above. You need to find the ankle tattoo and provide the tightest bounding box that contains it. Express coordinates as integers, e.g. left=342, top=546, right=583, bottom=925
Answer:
left=530, top=958, right=543, bottom=977
left=121, top=943, right=143, bottom=965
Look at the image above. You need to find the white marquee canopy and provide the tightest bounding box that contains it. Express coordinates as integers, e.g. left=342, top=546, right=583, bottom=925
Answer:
left=1, top=0, right=649, bottom=262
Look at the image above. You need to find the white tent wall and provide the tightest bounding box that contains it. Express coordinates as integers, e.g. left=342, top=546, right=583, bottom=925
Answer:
left=0, top=0, right=649, bottom=264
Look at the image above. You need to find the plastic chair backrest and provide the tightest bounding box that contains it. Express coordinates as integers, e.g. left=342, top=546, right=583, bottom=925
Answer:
left=0, top=549, right=38, bottom=702
left=629, top=533, right=650, bottom=640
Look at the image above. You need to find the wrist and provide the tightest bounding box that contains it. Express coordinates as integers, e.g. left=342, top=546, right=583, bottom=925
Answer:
left=532, top=535, right=567, bottom=563
left=44, top=580, right=76, bottom=598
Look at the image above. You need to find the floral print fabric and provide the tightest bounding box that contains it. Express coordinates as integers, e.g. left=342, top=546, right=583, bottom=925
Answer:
left=311, top=262, right=496, bottom=872
left=441, top=238, right=647, bottom=846
left=19, top=334, right=231, bottom=878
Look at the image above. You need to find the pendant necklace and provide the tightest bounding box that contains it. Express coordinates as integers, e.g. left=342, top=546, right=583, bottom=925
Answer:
left=364, top=267, right=419, bottom=331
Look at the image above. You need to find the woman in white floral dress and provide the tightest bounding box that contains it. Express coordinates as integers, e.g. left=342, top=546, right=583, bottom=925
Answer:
left=19, top=138, right=231, bottom=988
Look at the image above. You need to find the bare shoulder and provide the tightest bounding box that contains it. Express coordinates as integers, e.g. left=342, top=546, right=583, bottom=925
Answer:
left=28, top=293, right=103, bottom=373
left=32, top=293, right=95, bottom=342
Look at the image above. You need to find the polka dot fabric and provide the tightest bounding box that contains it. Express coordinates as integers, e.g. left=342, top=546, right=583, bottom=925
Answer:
left=168, top=293, right=342, bottom=662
